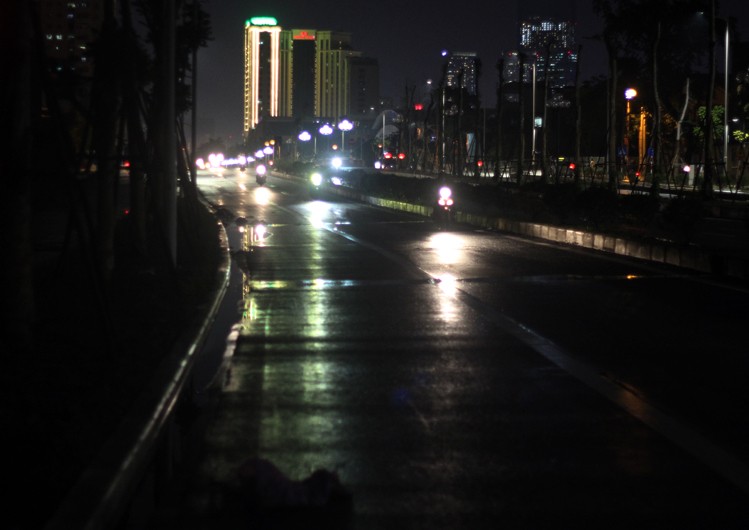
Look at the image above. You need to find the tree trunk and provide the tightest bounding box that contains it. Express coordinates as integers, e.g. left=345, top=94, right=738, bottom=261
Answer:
left=121, top=0, right=148, bottom=256
left=91, top=1, right=120, bottom=284
left=575, top=44, right=582, bottom=188
left=1, top=0, right=35, bottom=350
left=517, top=53, right=525, bottom=184
left=651, top=21, right=663, bottom=195
left=542, top=44, right=551, bottom=182
left=607, top=48, right=618, bottom=191
left=496, top=57, right=504, bottom=178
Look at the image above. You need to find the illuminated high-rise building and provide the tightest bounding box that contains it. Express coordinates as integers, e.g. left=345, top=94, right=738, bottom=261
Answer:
left=445, top=52, right=479, bottom=95
left=246, top=19, right=379, bottom=135
left=519, top=16, right=577, bottom=90
left=316, top=31, right=356, bottom=122
left=244, top=17, right=282, bottom=134
left=279, top=29, right=318, bottom=119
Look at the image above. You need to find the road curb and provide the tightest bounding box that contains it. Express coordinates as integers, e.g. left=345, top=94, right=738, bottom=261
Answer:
left=321, top=181, right=749, bottom=281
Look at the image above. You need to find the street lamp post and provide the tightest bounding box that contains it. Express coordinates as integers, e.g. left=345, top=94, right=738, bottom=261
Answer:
left=440, top=49, right=449, bottom=173
left=624, top=88, right=637, bottom=175
left=298, top=131, right=312, bottom=160
left=338, top=119, right=353, bottom=155
left=263, top=144, right=274, bottom=165
left=319, top=124, right=333, bottom=155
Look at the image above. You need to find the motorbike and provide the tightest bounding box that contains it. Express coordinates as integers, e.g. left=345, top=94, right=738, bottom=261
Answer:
left=435, top=185, right=454, bottom=228
left=236, top=216, right=269, bottom=244
left=310, top=171, right=324, bottom=189
left=256, top=163, right=267, bottom=186
left=309, top=170, right=325, bottom=196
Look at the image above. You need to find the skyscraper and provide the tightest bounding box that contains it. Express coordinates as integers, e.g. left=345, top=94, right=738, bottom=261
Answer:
left=315, top=31, right=356, bottom=122
left=244, top=17, right=282, bottom=133
left=279, top=29, right=318, bottom=119
left=519, top=17, right=577, bottom=90
left=445, top=52, right=479, bottom=95
left=348, top=56, right=380, bottom=115
left=245, top=18, right=380, bottom=137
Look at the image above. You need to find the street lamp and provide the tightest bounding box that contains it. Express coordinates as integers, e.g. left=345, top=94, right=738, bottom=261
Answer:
left=298, top=130, right=312, bottom=160
left=319, top=124, right=333, bottom=154
left=338, top=119, right=353, bottom=154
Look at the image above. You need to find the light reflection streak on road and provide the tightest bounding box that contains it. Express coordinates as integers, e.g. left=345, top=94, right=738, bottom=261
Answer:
left=428, top=232, right=465, bottom=266
left=435, top=273, right=460, bottom=323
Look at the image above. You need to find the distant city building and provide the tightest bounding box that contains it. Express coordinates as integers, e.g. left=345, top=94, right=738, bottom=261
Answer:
left=315, top=31, right=356, bottom=122
left=244, top=17, right=282, bottom=133
left=280, top=29, right=317, bottom=119
left=38, top=0, right=103, bottom=78
left=519, top=16, right=577, bottom=90
left=245, top=19, right=380, bottom=136
left=501, top=51, right=531, bottom=84
left=348, top=56, right=380, bottom=115
left=445, top=52, right=479, bottom=95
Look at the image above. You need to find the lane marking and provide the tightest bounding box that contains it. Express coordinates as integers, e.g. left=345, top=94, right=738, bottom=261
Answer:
left=453, top=286, right=749, bottom=497
left=252, top=198, right=749, bottom=496
left=330, top=224, right=749, bottom=497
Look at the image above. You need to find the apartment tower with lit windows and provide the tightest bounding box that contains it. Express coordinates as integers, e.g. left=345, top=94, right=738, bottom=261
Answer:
left=38, top=0, right=103, bottom=78
left=244, top=17, right=282, bottom=134
left=445, top=52, right=479, bottom=95
left=519, top=16, right=577, bottom=90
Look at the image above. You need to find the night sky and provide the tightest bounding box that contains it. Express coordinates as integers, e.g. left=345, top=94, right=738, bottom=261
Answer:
left=194, top=0, right=749, bottom=145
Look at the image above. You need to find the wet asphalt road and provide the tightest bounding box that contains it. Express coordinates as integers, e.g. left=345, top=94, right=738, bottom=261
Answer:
left=170, top=168, right=749, bottom=529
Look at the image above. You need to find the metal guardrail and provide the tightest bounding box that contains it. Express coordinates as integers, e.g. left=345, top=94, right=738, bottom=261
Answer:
left=45, top=213, right=231, bottom=530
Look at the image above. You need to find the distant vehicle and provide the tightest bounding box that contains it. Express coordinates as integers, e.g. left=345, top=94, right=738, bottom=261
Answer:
left=434, top=185, right=454, bottom=229
left=374, top=151, right=405, bottom=170
left=374, top=158, right=396, bottom=170
left=256, top=164, right=267, bottom=185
